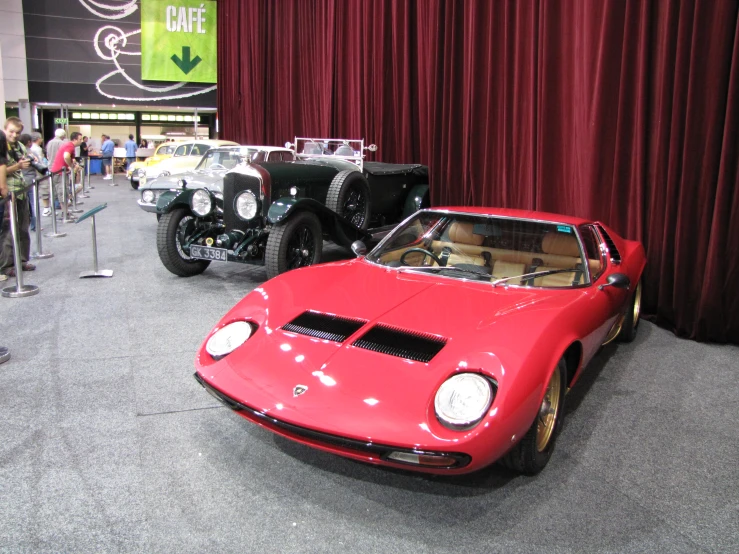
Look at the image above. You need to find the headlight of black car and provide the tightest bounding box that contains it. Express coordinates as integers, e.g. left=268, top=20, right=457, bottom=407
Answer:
left=234, top=190, right=258, bottom=221
left=141, top=190, right=155, bottom=204
left=191, top=189, right=213, bottom=216
left=434, top=373, right=494, bottom=430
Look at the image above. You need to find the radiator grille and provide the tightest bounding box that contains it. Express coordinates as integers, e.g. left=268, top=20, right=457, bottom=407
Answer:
left=282, top=311, right=368, bottom=343
left=352, top=324, right=446, bottom=363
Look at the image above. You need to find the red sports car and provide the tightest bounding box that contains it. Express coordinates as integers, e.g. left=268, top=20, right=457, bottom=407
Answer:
left=194, top=207, right=646, bottom=475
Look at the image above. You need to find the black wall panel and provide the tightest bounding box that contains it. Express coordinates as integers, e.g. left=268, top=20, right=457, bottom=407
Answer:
left=22, top=0, right=216, bottom=107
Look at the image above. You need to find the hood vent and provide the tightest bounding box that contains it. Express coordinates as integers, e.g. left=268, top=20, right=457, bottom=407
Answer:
left=282, top=311, right=367, bottom=343
left=352, top=324, right=446, bottom=363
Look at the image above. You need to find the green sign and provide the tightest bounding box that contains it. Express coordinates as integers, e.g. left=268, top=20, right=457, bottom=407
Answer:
left=55, top=118, right=68, bottom=124
left=141, top=0, right=217, bottom=84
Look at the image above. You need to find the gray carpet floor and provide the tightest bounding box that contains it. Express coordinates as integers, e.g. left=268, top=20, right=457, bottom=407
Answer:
left=1, top=175, right=737, bottom=553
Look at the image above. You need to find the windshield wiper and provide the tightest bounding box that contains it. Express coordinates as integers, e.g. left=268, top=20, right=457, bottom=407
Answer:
left=397, top=265, right=490, bottom=279
left=491, top=268, right=581, bottom=287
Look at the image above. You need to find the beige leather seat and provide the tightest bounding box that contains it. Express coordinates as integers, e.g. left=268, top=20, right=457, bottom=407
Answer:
left=535, top=231, right=584, bottom=287
left=445, top=222, right=486, bottom=267
left=493, top=260, right=526, bottom=283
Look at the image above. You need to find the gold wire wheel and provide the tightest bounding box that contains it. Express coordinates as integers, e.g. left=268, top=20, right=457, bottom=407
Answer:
left=633, top=280, right=642, bottom=325
left=536, top=366, right=562, bottom=452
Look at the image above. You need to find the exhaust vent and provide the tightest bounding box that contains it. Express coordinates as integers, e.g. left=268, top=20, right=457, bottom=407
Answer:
left=282, top=311, right=367, bottom=343
left=352, top=324, right=446, bottom=363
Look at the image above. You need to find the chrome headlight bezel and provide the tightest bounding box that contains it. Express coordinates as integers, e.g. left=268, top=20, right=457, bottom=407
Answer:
left=234, top=190, right=258, bottom=221
left=141, top=190, right=155, bottom=204
left=434, top=373, right=495, bottom=430
left=205, top=321, right=254, bottom=359
left=191, top=189, right=213, bottom=217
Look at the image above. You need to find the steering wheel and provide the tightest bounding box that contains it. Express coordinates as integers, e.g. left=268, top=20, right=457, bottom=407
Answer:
left=210, top=163, right=226, bottom=170
left=400, top=248, right=443, bottom=266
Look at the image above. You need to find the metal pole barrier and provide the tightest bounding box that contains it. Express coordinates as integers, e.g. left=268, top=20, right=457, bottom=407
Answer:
left=79, top=161, right=90, bottom=198
left=60, top=169, right=75, bottom=223
left=70, top=167, right=84, bottom=213
left=45, top=172, right=67, bottom=238
left=86, top=156, right=94, bottom=190
left=31, top=177, right=53, bottom=259
left=110, top=155, right=118, bottom=186
left=1, top=190, right=39, bottom=298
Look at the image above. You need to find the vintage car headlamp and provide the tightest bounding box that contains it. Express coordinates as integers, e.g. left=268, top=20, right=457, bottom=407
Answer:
left=434, top=373, right=494, bottom=429
left=191, top=189, right=213, bottom=216
left=135, top=168, right=146, bottom=179
left=141, top=190, right=155, bottom=204
left=235, top=190, right=258, bottom=221
left=206, top=321, right=253, bottom=359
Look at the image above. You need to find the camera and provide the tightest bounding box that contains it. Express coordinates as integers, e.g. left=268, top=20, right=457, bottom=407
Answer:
left=24, top=156, right=49, bottom=175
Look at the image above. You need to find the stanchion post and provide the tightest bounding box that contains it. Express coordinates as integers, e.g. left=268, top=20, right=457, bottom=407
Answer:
left=1, top=190, right=39, bottom=298
left=60, top=169, right=75, bottom=223
left=70, top=167, right=83, bottom=214
left=45, top=172, right=67, bottom=238
left=86, top=156, right=94, bottom=190
left=31, top=177, right=53, bottom=259
left=79, top=161, right=90, bottom=198
left=111, top=156, right=118, bottom=186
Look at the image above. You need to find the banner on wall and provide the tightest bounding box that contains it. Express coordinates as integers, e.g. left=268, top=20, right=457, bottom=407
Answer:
left=141, top=0, right=217, bottom=84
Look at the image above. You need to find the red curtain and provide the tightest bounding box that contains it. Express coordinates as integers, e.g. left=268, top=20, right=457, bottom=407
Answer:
left=218, top=0, right=739, bottom=344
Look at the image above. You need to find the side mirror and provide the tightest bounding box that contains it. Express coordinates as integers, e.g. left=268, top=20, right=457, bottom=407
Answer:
left=351, top=241, right=368, bottom=257
left=284, top=142, right=294, bottom=150
left=366, top=144, right=378, bottom=152
left=598, top=273, right=630, bottom=291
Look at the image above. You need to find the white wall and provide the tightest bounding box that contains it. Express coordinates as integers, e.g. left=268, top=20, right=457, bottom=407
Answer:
left=0, top=0, right=29, bottom=111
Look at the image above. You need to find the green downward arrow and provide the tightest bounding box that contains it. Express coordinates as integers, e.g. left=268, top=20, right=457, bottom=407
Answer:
left=171, top=46, right=202, bottom=75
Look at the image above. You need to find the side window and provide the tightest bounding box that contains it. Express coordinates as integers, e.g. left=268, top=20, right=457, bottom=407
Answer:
left=579, top=225, right=606, bottom=282
left=267, top=151, right=282, bottom=162
left=174, top=144, right=190, bottom=157
left=192, top=144, right=210, bottom=156
left=282, top=151, right=295, bottom=161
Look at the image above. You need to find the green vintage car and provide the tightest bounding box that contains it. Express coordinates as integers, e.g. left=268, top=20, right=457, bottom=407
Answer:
left=155, top=137, right=430, bottom=278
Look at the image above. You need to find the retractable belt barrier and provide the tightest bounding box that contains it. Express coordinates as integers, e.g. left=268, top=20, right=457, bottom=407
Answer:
left=1, top=187, right=39, bottom=298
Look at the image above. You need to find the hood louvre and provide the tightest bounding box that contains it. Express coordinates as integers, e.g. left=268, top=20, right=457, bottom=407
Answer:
left=352, top=324, right=446, bottom=363
left=281, top=311, right=368, bottom=343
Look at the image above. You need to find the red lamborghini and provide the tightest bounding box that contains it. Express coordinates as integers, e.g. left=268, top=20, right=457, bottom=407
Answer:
left=194, top=208, right=646, bottom=475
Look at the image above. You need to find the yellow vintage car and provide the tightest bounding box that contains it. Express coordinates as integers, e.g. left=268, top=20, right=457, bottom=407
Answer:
left=127, top=142, right=179, bottom=189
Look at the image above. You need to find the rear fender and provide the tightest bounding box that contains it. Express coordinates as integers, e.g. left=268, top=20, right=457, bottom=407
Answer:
left=267, top=197, right=371, bottom=247
left=402, top=184, right=430, bottom=219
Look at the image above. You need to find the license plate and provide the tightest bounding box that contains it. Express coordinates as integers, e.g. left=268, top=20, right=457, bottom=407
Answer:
left=190, top=245, right=228, bottom=262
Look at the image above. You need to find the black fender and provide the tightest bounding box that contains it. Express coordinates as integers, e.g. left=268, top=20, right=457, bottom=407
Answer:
left=402, top=184, right=430, bottom=219
left=156, top=189, right=195, bottom=214
left=267, top=197, right=371, bottom=247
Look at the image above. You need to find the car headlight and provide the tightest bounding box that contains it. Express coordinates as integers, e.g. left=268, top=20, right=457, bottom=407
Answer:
left=191, top=189, right=212, bottom=216
left=135, top=168, right=146, bottom=178
left=434, top=373, right=494, bottom=429
left=206, top=321, right=253, bottom=359
left=235, top=190, right=258, bottom=220
left=141, top=190, right=155, bottom=204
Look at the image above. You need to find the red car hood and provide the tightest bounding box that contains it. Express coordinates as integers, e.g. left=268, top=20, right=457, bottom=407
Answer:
left=198, top=260, right=583, bottom=446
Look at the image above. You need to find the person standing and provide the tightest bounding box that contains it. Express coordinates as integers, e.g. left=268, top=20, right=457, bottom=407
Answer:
left=101, top=134, right=114, bottom=180
left=0, top=119, right=34, bottom=277
left=124, top=134, right=137, bottom=170
left=51, top=132, right=83, bottom=204
left=46, top=128, right=66, bottom=177
left=30, top=132, right=51, bottom=217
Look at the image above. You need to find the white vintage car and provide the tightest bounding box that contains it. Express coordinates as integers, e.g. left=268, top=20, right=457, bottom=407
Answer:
left=136, top=139, right=239, bottom=187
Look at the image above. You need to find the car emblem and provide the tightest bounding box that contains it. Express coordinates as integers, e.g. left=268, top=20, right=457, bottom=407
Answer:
left=293, top=385, right=308, bottom=397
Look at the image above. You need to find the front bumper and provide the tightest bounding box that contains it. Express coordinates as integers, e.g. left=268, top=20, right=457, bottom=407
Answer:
left=194, top=372, right=473, bottom=473
left=137, top=200, right=158, bottom=213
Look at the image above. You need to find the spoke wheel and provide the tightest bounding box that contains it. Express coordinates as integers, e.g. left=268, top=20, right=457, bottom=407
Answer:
left=326, top=170, right=372, bottom=248
left=157, top=207, right=210, bottom=277
left=499, top=358, right=567, bottom=475
left=536, top=365, right=563, bottom=452
left=265, top=211, right=323, bottom=279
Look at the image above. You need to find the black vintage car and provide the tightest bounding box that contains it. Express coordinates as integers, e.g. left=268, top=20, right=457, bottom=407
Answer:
left=155, top=138, right=430, bottom=278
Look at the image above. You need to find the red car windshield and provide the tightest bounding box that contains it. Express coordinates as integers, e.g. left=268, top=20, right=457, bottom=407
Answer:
left=366, top=212, right=595, bottom=287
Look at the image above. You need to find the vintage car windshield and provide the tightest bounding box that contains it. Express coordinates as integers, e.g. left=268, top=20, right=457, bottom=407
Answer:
left=196, top=149, right=244, bottom=171
left=366, top=211, right=593, bottom=287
